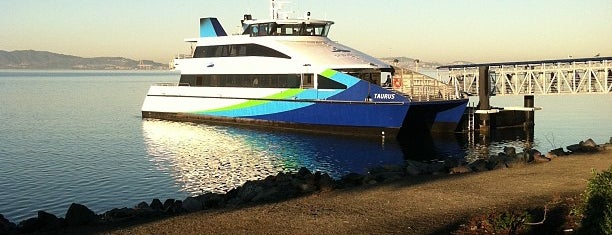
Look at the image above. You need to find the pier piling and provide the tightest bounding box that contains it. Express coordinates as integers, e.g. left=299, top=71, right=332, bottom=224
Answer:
left=477, top=66, right=490, bottom=134
left=524, top=95, right=534, bottom=128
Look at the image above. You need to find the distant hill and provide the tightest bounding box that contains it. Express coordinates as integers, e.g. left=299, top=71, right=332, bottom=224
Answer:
left=0, top=50, right=167, bottom=70
left=380, top=57, right=472, bottom=70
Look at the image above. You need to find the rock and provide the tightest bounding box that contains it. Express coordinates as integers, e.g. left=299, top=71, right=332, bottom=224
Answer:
left=37, top=211, right=61, bottom=230
left=251, top=187, right=281, bottom=202
left=18, top=217, right=40, bottom=233
left=339, top=173, right=364, bottom=187
left=237, top=181, right=264, bottom=202
left=293, top=179, right=317, bottom=193
left=549, top=148, right=567, bottom=156
left=224, top=190, right=243, bottom=206
left=487, top=154, right=506, bottom=170
left=581, top=139, right=599, bottom=152
left=533, top=152, right=551, bottom=163
left=524, top=149, right=542, bottom=163
left=369, top=165, right=404, bottom=175
left=0, top=214, right=17, bottom=235
left=373, top=172, right=404, bottom=183
left=583, top=138, right=597, bottom=148
left=150, top=199, right=163, bottom=211
left=65, top=203, right=97, bottom=226
left=297, top=167, right=312, bottom=178
left=162, top=199, right=175, bottom=212
left=567, top=139, right=599, bottom=153
left=171, top=200, right=184, bottom=214
left=405, top=160, right=430, bottom=175
left=425, top=162, right=446, bottom=174
left=516, top=152, right=527, bottom=162
left=503, top=146, right=517, bottom=158
left=405, top=164, right=421, bottom=176
left=444, top=158, right=464, bottom=170
left=134, top=201, right=154, bottom=217
left=566, top=144, right=582, bottom=153
left=195, top=193, right=225, bottom=209
left=522, top=149, right=532, bottom=162
left=18, top=212, right=63, bottom=233
left=135, top=201, right=150, bottom=210
left=103, top=207, right=136, bottom=222
left=182, top=197, right=203, bottom=212
left=504, top=156, right=524, bottom=168
left=468, top=159, right=488, bottom=172
left=450, top=165, right=472, bottom=174
left=545, top=152, right=558, bottom=160
left=367, top=165, right=404, bottom=182
left=275, top=172, right=293, bottom=183
left=317, top=173, right=335, bottom=192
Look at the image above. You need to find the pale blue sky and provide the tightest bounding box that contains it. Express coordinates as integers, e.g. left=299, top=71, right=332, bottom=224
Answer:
left=1, top=0, right=610, bottom=64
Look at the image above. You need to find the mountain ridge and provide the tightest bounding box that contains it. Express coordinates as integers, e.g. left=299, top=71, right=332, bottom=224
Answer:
left=0, top=50, right=167, bottom=70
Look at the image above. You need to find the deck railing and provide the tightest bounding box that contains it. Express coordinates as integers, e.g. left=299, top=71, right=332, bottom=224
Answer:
left=392, top=66, right=460, bottom=101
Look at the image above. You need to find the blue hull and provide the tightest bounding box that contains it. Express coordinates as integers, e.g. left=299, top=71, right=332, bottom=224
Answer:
left=399, top=99, right=469, bottom=135
left=143, top=99, right=410, bottom=137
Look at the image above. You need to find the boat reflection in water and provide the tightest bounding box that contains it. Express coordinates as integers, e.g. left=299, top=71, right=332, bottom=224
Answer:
left=142, top=120, right=533, bottom=195
left=142, top=119, right=406, bottom=195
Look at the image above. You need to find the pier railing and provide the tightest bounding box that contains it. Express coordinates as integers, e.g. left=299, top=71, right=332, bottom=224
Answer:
left=437, top=57, right=612, bottom=95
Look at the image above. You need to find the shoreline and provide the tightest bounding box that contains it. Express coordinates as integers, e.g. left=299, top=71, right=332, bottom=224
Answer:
left=2, top=141, right=610, bottom=234
left=106, top=148, right=611, bottom=235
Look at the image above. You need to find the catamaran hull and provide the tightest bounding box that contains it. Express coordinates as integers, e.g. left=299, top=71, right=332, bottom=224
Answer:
left=399, top=99, right=469, bottom=135
left=142, top=99, right=410, bottom=137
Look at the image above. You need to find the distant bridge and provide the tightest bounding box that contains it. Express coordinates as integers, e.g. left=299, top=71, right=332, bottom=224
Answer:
left=436, top=57, right=612, bottom=96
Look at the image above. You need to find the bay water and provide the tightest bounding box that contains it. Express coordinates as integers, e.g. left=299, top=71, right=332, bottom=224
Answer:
left=0, top=70, right=610, bottom=222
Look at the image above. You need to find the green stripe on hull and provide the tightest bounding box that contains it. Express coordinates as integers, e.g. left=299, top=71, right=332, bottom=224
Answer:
left=201, top=88, right=303, bottom=113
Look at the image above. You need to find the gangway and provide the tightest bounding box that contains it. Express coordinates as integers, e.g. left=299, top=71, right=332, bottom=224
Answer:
left=437, top=57, right=612, bottom=96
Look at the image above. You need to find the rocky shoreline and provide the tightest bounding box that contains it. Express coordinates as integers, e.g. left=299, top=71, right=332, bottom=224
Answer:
left=1, top=138, right=609, bottom=234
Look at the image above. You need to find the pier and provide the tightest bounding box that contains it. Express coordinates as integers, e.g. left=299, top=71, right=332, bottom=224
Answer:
left=428, top=57, right=611, bottom=137
left=437, top=57, right=612, bottom=96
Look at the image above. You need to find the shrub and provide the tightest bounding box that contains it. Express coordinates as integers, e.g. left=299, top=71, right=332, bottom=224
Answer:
left=578, top=166, right=612, bottom=234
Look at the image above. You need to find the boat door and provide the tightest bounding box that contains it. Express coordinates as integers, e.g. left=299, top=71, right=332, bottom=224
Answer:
left=301, top=73, right=314, bottom=88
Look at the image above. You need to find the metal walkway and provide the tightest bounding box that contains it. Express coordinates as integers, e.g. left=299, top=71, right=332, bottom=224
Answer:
left=437, top=57, right=612, bottom=96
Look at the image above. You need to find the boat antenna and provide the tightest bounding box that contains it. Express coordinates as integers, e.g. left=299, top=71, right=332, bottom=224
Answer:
left=270, top=0, right=291, bottom=20
left=270, top=0, right=278, bottom=19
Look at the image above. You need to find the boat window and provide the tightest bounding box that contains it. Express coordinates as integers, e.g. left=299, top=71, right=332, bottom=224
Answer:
left=238, top=45, right=247, bottom=55
left=317, top=74, right=347, bottom=89
left=245, top=23, right=331, bottom=37
left=229, top=45, right=239, bottom=56
left=193, top=47, right=206, bottom=58
left=214, top=46, right=224, bottom=57
left=192, top=44, right=290, bottom=59
left=250, top=25, right=259, bottom=37
left=196, top=76, right=203, bottom=86
left=246, top=44, right=290, bottom=58
left=178, top=74, right=301, bottom=88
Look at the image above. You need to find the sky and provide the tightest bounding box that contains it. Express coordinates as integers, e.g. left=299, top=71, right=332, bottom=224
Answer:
left=1, top=0, right=610, bottom=64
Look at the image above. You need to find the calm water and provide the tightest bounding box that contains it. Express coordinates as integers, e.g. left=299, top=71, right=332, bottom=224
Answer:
left=0, top=70, right=610, bottom=222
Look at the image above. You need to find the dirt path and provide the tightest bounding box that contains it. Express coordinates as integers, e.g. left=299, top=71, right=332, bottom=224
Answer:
left=101, top=149, right=611, bottom=235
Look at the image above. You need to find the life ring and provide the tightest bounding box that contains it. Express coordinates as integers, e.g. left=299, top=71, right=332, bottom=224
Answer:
left=392, top=78, right=402, bottom=88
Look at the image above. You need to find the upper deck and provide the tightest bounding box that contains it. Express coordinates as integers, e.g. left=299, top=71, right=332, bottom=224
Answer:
left=241, top=17, right=334, bottom=37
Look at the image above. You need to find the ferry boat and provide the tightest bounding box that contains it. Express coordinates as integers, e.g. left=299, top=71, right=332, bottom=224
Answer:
left=142, top=0, right=467, bottom=138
